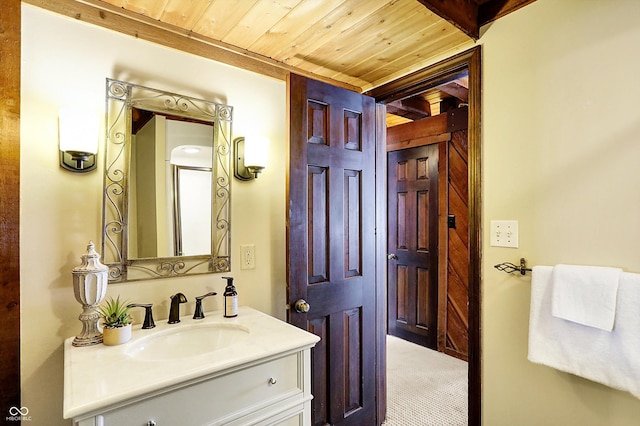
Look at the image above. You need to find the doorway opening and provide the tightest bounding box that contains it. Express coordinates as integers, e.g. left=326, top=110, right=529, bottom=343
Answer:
left=367, top=46, right=481, bottom=425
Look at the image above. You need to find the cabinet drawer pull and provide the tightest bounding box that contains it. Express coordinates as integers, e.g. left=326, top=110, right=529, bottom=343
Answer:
left=147, top=421, right=157, bottom=426
left=268, top=377, right=277, bottom=385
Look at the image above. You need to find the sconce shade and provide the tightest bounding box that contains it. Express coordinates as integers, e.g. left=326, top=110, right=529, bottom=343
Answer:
left=72, top=241, right=109, bottom=347
left=233, top=135, right=269, bottom=180
left=59, top=107, right=99, bottom=172
left=243, top=135, right=269, bottom=169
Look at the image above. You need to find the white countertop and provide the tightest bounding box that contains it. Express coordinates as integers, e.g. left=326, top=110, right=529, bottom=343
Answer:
left=63, top=306, right=319, bottom=419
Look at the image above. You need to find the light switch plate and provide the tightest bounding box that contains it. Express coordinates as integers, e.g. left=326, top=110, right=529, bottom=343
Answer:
left=240, top=244, right=255, bottom=270
left=490, top=220, right=519, bottom=248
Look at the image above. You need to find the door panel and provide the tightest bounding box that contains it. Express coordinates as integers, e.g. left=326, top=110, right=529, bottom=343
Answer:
left=287, top=74, right=377, bottom=425
left=387, top=145, right=439, bottom=348
left=308, top=165, right=329, bottom=284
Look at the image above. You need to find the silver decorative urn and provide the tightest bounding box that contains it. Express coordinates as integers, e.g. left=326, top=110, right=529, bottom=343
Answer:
left=72, top=241, right=109, bottom=346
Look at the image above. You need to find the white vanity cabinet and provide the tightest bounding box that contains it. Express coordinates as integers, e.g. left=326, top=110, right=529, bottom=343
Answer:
left=64, top=307, right=319, bottom=426
left=72, top=351, right=311, bottom=426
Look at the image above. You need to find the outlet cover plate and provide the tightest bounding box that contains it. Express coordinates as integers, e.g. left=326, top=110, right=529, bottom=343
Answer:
left=240, top=244, right=255, bottom=270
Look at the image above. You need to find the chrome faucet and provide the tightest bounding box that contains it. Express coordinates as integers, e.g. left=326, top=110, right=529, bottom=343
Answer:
left=127, top=303, right=156, bottom=329
left=168, top=293, right=188, bottom=324
left=193, top=292, right=217, bottom=320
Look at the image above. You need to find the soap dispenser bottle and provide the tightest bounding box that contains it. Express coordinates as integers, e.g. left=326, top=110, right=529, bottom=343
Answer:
left=222, top=276, right=238, bottom=318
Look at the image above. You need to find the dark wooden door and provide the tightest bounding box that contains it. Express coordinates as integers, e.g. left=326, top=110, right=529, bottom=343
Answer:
left=385, top=107, right=469, bottom=360
left=387, top=145, right=439, bottom=348
left=287, top=73, right=378, bottom=425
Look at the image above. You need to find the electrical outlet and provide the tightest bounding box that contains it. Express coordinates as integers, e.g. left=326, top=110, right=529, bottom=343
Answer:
left=490, top=220, right=519, bottom=248
left=240, top=244, right=255, bottom=270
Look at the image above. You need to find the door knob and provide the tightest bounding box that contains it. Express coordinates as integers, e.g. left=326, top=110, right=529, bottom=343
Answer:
left=294, top=299, right=310, bottom=313
left=387, top=253, right=398, bottom=260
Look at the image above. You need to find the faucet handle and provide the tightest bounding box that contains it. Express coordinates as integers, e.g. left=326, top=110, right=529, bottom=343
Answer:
left=127, top=303, right=156, bottom=329
left=195, top=291, right=218, bottom=301
left=193, top=292, right=217, bottom=320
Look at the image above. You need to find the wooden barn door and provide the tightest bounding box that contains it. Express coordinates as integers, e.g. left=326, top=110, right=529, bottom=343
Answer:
left=287, top=74, right=378, bottom=425
left=444, top=126, right=469, bottom=360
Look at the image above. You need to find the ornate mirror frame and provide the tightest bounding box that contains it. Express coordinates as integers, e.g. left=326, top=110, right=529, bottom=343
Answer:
left=102, top=78, right=232, bottom=282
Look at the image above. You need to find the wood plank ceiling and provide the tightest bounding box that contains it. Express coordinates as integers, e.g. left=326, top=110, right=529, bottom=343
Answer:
left=28, top=0, right=535, bottom=93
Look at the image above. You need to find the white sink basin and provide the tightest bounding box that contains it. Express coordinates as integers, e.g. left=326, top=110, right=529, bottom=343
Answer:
left=125, top=323, right=250, bottom=361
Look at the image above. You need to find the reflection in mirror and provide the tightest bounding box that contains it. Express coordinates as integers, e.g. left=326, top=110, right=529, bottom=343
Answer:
left=102, top=79, right=232, bottom=282
left=129, top=114, right=213, bottom=258
left=173, top=165, right=212, bottom=256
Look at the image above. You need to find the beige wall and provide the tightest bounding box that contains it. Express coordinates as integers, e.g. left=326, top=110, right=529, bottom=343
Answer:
left=20, top=5, right=286, bottom=423
left=481, top=0, right=640, bottom=424
left=21, top=0, right=640, bottom=424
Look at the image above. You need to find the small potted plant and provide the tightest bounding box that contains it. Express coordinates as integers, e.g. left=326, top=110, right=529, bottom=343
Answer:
left=99, top=296, right=133, bottom=346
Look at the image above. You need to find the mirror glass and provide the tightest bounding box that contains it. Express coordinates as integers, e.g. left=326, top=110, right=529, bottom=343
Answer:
left=102, top=79, right=232, bottom=282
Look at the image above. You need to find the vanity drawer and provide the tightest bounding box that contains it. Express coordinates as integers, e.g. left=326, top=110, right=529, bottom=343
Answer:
left=92, top=353, right=302, bottom=425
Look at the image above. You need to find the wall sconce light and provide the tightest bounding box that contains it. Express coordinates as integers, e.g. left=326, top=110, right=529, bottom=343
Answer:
left=233, top=135, right=269, bottom=181
left=59, top=107, right=99, bottom=173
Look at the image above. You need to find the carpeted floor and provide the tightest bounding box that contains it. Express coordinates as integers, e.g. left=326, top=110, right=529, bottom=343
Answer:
left=383, top=335, right=468, bottom=426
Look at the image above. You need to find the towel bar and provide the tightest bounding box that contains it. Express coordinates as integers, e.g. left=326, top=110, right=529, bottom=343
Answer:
left=494, top=258, right=532, bottom=275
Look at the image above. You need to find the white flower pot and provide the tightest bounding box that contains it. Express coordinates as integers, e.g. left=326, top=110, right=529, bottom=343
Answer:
left=103, top=324, right=132, bottom=346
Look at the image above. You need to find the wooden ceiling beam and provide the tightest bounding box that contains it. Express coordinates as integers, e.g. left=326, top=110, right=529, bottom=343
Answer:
left=436, top=81, right=469, bottom=102
left=478, top=0, right=537, bottom=27
left=386, top=97, right=432, bottom=120
left=417, top=0, right=479, bottom=40
left=418, top=0, right=537, bottom=39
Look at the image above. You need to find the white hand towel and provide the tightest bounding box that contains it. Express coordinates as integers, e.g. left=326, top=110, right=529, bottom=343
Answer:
left=551, top=264, right=621, bottom=331
left=528, top=266, right=640, bottom=398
